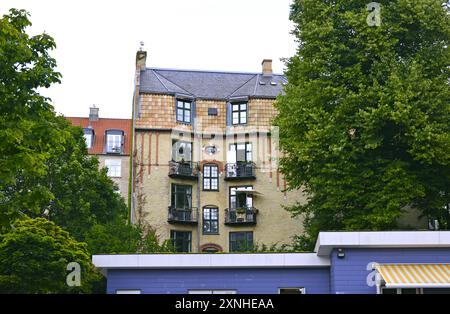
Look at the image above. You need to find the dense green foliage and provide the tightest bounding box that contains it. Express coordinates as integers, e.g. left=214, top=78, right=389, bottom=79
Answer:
left=0, top=218, right=101, bottom=293
left=0, top=9, right=173, bottom=293
left=275, top=0, right=450, bottom=249
left=85, top=221, right=174, bottom=254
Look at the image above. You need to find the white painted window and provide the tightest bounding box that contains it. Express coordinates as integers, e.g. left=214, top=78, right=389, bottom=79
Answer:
left=188, top=290, right=237, bottom=294
left=105, top=159, right=122, bottom=177
left=116, top=290, right=141, bottom=294
left=83, top=128, right=94, bottom=149
left=106, top=131, right=123, bottom=154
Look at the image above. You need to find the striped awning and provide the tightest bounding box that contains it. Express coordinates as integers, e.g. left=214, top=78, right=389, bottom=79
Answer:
left=376, top=264, right=450, bottom=288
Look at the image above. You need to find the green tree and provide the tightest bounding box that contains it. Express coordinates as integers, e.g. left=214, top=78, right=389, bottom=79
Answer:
left=84, top=221, right=174, bottom=254
left=0, top=218, right=101, bottom=293
left=4, top=116, right=128, bottom=241
left=274, top=0, right=450, bottom=249
left=0, top=9, right=66, bottom=228
left=0, top=9, right=128, bottom=243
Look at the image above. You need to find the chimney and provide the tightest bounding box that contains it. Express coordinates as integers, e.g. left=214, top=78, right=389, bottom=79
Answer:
left=136, top=50, right=147, bottom=71
left=262, top=59, right=273, bottom=76
left=89, top=106, right=99, bottom=122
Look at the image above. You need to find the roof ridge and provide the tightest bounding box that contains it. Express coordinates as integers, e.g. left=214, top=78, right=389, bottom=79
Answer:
left=66, top=116, right=132, bottom=121
left=253, top=74, right=260, bottom=96
left=151, top=69, right=170, bottom=93
left=154, top=70, right=195, bottom=96
left=227, top=74, right=258, bottom=99
left=148, top=67, right=285, bottom=77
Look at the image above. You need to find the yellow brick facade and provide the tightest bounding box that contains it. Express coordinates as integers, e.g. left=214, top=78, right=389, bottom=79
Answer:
left=132, top=95, right=307, bottom=252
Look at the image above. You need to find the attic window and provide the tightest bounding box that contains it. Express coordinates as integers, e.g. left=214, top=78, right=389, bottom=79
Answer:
left=106, top=130, right=124, bottom=154
left=231, top=103, right=247, bottom=125
left=176, top=100, right=192, bottom=124
left=208, top=108, right=218, bottom=116
left=83, top=128, right=94, bottom=149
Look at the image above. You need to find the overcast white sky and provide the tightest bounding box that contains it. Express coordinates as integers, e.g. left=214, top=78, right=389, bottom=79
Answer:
left=1, top=0, right=297, bottom=118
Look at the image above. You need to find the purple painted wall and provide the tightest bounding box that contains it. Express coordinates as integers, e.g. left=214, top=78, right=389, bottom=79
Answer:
left=331, top=248, right=450, bottom=294
left=107, top=268, right=330, bottom=294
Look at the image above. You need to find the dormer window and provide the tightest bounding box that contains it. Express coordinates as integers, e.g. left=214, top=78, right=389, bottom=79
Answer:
left=106, top=130, right=124, bottom=154
left=83, top=128, right=94, bottom=149
left=231, top=102, right=247, bottom=125
left=176, top=100, right=192, bottom=124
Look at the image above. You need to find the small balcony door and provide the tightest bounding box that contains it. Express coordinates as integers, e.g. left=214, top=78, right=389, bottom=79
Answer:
left=171, top=184, right=193, bottom=221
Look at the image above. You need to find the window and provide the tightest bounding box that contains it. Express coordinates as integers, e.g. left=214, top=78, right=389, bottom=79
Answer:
left=231, top=103, right=247, bottom=125
left=229, top=231, right=253, bottom=252
left=116, top=290, right=141, bottom=294
left=171, top=184, right=192, bottom=209
left=204, top=145, right=218, bottom=155
left=172, top=140, right=192, bottom=162
left=229, top=143, right=252, bottom=163
left=279, top=288, right=305, bottom=294
left=176, top=100, right=192, bottom=124
left=170, top=230, right=191, bottom=252
left=203, top=164, right=219, bottom=191
left=203, top=207, right=219, bottom=234
left=105, top=159, right=122, bottom=177
left=106, top=130, right=124, bottom=154
left=229, top=186, right=253, bottom=209
left=83, top=128, right=94, bottom=149
left=208, top=108, right=218, bottom=116
left=188, top=290, right=236, bottom=294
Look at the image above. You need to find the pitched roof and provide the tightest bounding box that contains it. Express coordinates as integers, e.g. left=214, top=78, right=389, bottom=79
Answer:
left=139, top=68, right=286, bottom=100
left=66, top=117, right=132, bottom=155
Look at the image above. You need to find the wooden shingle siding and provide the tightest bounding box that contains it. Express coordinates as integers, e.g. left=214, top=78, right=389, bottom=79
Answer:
left=136, top=94, right=278, bottom=134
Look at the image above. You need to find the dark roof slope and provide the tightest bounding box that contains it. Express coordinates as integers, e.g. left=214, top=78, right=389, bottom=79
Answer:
left=140, top=68, right=286, bottom=100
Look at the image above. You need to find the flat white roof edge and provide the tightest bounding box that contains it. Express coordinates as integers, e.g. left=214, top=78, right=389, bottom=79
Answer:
left=92, top=253, right=330, bottom=270
left=315, top=231, right=450, bottom=256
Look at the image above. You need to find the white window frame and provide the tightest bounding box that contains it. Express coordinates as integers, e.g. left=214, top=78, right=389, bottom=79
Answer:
left=116, top=289, right=141, bottom=294
left=84, top=134, right=92, bottom=149
left=106, top=133, right=123, bottom=153
left=188, top=290, right=237, bottom=294
left=105, top=159, right=122, bottom=177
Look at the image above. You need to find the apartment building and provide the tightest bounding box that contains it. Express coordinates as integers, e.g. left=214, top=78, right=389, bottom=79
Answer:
left=131, top=50, right=306, bottom=253
left=67, top=107, right=131, bottom=200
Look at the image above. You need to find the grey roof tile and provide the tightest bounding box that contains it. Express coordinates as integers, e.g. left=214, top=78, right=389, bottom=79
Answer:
left=139, top=68, right=286, bottom=99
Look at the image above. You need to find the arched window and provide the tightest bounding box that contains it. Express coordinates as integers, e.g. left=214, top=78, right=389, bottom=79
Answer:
left=200, top=243, right=222, bottom=253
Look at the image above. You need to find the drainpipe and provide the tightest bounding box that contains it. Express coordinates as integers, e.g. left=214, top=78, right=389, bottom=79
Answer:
left=193, top=99, right=201, bottom=252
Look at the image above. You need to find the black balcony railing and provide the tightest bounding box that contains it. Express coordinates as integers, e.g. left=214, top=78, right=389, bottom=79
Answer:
left=224, top=207, right=258, bottom=225
left=168, top=160, right=198, bottom=179
left=224, top=162, right=256, bottom=180
left=168, top=207, right=198, bottom=224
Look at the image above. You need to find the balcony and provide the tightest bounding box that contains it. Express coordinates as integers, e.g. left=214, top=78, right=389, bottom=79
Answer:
left=168, top=207, right=198, bottom=225
left=106, top=145, right=123, bottom=154
left=168, top=160, right=198, bottom=180
left=224, top=162, right=256, bottom=181
left=224, top=207, right=258, bottom=226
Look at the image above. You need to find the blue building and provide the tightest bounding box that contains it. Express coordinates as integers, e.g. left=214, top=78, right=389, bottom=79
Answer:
left=92, top=231, right=450, bottom=294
